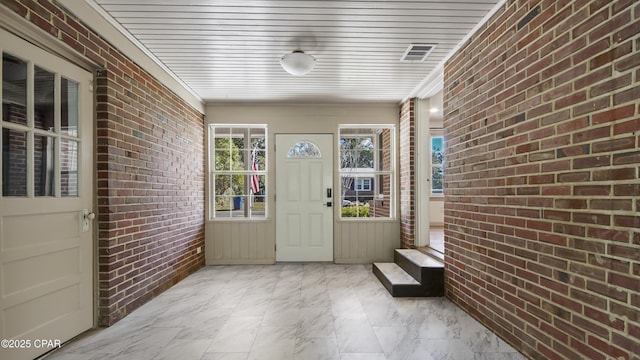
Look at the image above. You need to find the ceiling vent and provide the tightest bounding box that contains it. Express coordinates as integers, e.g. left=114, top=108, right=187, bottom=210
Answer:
left=401, top=44, right=436, bottom=62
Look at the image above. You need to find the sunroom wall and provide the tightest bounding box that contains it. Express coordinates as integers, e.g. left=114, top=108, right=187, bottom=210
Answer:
left=205, top=104, right=401, bottom=264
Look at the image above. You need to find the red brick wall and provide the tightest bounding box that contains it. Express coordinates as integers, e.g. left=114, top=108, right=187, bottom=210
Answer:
left=370, top=128, right=392, bottom=217
left=444, top=1, right=639, bottom=359
left=399, top=99, right=415, bottom=248
left=4, top=0, right=206, bottom=326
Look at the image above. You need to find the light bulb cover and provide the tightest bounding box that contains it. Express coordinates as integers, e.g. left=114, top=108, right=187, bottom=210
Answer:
left=280, top=50, right=316, bottom=76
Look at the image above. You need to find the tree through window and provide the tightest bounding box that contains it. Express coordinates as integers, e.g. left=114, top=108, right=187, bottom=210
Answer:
left=209, top=125, right=266, bottom=219
left=339, top=126, right=395, bottom=219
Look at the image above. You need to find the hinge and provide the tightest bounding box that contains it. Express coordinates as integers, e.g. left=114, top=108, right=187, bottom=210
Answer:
left=274, top=244, right=277, bottom=251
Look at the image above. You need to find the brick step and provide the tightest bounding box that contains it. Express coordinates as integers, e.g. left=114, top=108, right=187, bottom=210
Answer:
left=373, top=249, right=444, bottom=297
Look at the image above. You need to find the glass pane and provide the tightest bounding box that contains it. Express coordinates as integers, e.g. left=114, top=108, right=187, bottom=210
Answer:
left=250, top=127, right=265, bottom=139
left=34, top=66, right=55, bottom=131
left=371, top=175, right=391, bottom=218
left=214, top=195, right=233, bottom=217
left=287, top=141, right=321, bottom=158
left=214, top=136, right=230, bottom=149
left=432, top=137, right=444, bottom=165
left=249, top=174, right=264, bottom=195
left=60, top=139, right=79, bottom=196
left=231, top=174, right=245, bottom=195
left=250, top=150, right=265, bottom=171
left=230, top=150, right=245, bottom=170
left=2, top=53, right=27, bottom=126
left=379, top=149, right=392, bottom=171
left=341, top=199, right=371, bottom=218
left=214, top=174, right=231, bottom=196
left=2, top=128, right=28, bottom=196
left=34, top=134, right=55, bottom=196
left=340, top=137, right=373, bottom=169
left=231, top=136, right=245, bottom=151
left=214, top=150, right=230, bottom=171
left=61, top=78, right=79, bottom=136
left=250, top=133, right=265, bottom=151
left=340, top=175, right=373, bottom=217
left=250, top=193, right=266, bottom=218
left=432, top=166, right=444, bottom=194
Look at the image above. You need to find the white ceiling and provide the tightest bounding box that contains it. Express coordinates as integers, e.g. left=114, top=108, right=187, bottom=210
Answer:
left=88, top=0, right=502, bottom=104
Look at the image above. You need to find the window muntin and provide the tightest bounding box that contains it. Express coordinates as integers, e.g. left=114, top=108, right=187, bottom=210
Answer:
left=339, top=126, right=394, bottom=219
left=431, top=136, right=444, bottom=195
left=209, top=125, right=267, bottom=220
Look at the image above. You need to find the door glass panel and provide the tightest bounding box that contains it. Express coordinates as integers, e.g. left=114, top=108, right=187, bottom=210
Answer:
left=34, top=66, right=55, bottom=131
left=61, top=78, right=79, bottom=137
left=287, top=141, right=321, bottom=158
left=60, top=139, right=78, bottom=197
left=2, top=53, right=28, bottom=126
left=34, top=134, right=55, bottom=196
left=2, top=128, right=28, bottom=196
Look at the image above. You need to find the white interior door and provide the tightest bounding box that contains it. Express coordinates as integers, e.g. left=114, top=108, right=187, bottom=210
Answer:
left=276, top=134, right=333, bottom=261
left=0, top=29, right=94, bottom=360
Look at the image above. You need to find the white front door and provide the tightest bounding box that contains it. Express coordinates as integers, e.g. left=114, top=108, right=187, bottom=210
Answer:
left=275, top=134, right=333, bottom=261
left=0, top=29, right=94, bottom=360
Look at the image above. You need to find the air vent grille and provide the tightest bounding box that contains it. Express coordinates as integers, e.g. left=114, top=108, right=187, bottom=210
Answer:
left=401, top=44, right=436, bottom=62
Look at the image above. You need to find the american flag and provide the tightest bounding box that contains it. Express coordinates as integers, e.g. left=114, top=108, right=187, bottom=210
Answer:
left=250, top=147, right=260, bottom=194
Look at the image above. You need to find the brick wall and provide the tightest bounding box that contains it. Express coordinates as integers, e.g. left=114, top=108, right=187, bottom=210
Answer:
left=370, top=128, right=393, bottom=217
left=444, top=0, right=639, bottom=359
left=399, top=99, right=415, bottom=248
left=4, top=0, right=206, bottom=326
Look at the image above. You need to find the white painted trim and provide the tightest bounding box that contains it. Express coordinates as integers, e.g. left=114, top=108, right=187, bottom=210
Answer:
left=414, top=99, right=430, bottom=247
left=403, top=0, right=508, bottom=102
left=57, top=0, right=205, bottom=114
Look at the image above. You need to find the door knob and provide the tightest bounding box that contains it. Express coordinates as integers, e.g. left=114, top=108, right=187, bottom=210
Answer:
left=86, top=212, right=96, bottom=220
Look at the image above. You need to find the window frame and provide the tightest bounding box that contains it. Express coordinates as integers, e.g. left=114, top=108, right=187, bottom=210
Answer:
left=208, top=124, right=267, bottom=221
left=338, top=124, right=395, bottom=220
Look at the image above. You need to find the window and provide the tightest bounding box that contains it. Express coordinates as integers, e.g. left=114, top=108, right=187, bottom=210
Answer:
left=2, top=52, right=80, bottom=197
left=339, top=125, right=395, bottom=219
left=355, top=178, right=372, bottom=191
left=209, top=125, right=266, bottom=219
left=431, top=136, right=444, bottom=195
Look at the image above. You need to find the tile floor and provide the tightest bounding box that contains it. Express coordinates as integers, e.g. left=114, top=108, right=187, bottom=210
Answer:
left=428, top=227, right=445, bottom=253
left=44, top=264, right=525, bottom=360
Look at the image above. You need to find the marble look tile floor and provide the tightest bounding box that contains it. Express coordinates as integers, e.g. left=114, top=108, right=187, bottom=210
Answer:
left=43, top=264, right=526, bottom=360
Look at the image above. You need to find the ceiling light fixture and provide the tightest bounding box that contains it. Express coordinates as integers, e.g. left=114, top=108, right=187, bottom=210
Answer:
left=280, top=50, right=316, bottom=76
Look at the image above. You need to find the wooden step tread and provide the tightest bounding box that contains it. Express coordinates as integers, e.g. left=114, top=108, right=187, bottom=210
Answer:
left=395, top=249, right=444, bottom=268
left=373, top=262, right=420, bottom=285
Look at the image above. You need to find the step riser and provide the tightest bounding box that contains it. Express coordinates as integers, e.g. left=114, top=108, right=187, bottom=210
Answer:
left=395, top=251, right=424, bottom=283
left=373, top=263, right=431, bottom=297
left=374, top=249, right=445, bottom=297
